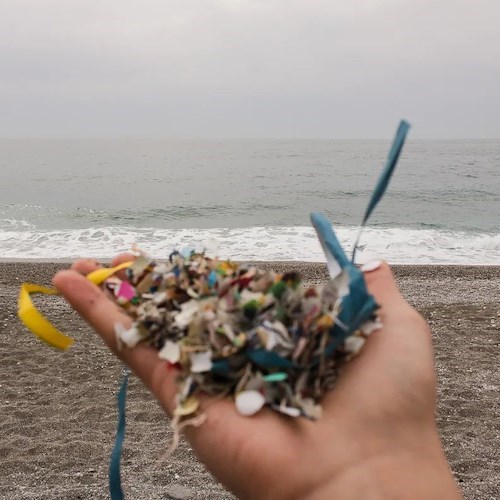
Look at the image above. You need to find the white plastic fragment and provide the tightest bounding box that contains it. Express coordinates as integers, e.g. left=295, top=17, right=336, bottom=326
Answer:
left=174, top=300, right=199, bottom=329
left=180, top=376, right=194, bottom=400
left=158, top=340, right=181, bottom=364
left=298, top=398, right=322, bottom=419
left=153, top=291, right=167, bottom=304
left=114, top=323, right=143, bottom=348
left=269, top=320, right=290, bottom=340
left=361, top=318, right=383, bottom=336
left=221, top=323, right=236, bottom=342
left=344, top=335, right=366, bottom=354
left=239, top=289, right=264, bottom=303
left=360, top=259, right=383, bottom=273
left=314, top=227, right=342, bottom=279
left=256, top=326, right=276, bottom=350
left=235, top=390, right=266, bottom=416
left=189, top=350, right=213, bottom=373
left=333, top=269, right=350, bottom=297
left=153, top=263, right=168, bottom=275
left=274, top=405, right=301, bottom=418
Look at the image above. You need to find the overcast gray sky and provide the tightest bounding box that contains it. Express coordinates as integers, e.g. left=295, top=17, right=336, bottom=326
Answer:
left=1, top=0, right=499, bottom=138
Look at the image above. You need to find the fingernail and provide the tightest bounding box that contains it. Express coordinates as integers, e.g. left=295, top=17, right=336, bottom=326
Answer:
left=361, top=260, right=383, bottom=272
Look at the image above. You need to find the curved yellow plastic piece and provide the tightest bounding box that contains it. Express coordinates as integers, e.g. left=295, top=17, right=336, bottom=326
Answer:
left=18, top=261, right=133, bottom=350
left=87, top=261, right=133, bottom=285
left=18, top=284, right=73, bottom=350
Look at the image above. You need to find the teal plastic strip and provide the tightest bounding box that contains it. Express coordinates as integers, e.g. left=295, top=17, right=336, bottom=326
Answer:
left=310, top=212, right=350, bottom=274
left=247, top=349, right=294, bottom=369
left=263, top=372, right=288, bottom=382
left=109, top=370, right=130, bottom=500
left=311, top=212, right=378, bottom=343
left=352, top=120, right=410, bottom=261
left=363, top=120, right=410, bottom=225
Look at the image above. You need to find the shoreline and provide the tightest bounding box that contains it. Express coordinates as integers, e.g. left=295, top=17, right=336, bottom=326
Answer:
left=1, top=262, right=499, bottom=499
left=2, top=258, right=500, bottom=272
left=1, top=257, right=498, bottom=267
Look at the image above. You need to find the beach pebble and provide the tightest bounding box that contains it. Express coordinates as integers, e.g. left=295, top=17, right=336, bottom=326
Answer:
left=164, top=484, right=192, bottom=499
left=235, top=390, right=265, bottom=416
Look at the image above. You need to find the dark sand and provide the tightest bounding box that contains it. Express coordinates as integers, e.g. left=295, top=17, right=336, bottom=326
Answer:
left=1, top=262, right=499, bottom=499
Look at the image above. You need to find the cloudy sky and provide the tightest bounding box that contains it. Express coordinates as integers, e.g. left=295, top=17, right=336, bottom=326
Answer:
left=1, top=0, right=499, bottom=138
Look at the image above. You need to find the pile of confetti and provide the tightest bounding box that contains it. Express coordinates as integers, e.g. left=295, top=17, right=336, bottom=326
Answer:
left=109, top=249, right=381, bottom=420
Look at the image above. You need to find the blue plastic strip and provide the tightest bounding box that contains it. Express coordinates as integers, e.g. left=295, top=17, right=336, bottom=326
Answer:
left=311, top=212, right=349, bottom=278
left=247, top=349, right=295, bottom=369
left=311, top=212, right=378, bottom=342
left=363, top=120, right=410, bottom=225
left=109, top=370, right=130, bottom=500
left=352, top=120, right=410, bottom=261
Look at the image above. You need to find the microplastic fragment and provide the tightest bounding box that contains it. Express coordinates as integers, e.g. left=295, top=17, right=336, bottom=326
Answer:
left=235, top=390, right=266, bottom=417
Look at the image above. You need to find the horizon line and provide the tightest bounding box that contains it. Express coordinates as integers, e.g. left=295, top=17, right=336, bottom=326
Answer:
left=1, top=136, right=499, bottom=141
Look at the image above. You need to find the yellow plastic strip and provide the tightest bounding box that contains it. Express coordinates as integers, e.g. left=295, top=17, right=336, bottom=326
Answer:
left=87, top=262, right=133, bottom=285
left=18, top=284, right=72, bottom=350
left=18, top=261, right=133, bottom=350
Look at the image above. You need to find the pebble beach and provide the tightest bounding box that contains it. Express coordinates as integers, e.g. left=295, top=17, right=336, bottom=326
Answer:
left=1, top=262, right=499, bottom=499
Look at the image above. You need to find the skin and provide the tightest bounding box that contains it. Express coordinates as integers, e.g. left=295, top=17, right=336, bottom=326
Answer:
left=53, top=257, right=462, bottom=499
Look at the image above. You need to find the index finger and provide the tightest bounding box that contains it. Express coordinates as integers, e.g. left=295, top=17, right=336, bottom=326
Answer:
left=53, top=270, right=178, bottom=412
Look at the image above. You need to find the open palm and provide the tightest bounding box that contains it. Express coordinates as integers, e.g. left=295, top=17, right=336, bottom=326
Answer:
left=54, top=256, right=458, bottom=499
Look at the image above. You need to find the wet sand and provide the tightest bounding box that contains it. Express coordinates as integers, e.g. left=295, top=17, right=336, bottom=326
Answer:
left=1, top=262, right=499, bottom=499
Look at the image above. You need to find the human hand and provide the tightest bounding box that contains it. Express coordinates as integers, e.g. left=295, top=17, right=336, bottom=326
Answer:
left=53, top=257, right=461, bottom=499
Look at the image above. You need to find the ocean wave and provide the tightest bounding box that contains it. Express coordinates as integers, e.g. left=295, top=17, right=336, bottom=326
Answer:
left=0, top=218, right=35, bottom=229
left=0, top=225, right=499, bottom=264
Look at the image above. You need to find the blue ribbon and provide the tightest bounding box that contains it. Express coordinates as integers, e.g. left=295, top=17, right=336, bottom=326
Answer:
left=362, top=120, right=410, bottom=226
left=311, top=119, right=410, bottom=346
left=352, top=120, right=410, bottom=261
left=109, top=370, right=130, bottom=500
left=311, top=212, right=378, bottom=343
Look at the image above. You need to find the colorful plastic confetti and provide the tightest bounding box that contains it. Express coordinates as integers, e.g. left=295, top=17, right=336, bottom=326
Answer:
left=110, top=225, right=380, bottom=420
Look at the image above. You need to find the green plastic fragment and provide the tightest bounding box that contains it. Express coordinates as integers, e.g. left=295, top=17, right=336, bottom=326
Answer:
left=275, top=306, right=286, bottom=322
left=270, top=281, right=286, bottom=298
left=243, top=300, right=259, bottom=319
left=263, top=372, right=288, bottom=382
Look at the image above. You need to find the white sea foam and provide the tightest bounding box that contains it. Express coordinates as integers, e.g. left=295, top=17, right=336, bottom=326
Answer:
left=0, top=225, right=499, bottom=264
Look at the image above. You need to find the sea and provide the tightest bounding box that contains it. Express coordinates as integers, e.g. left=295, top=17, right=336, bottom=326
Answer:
left=1, top=138, right=499, bottom=264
